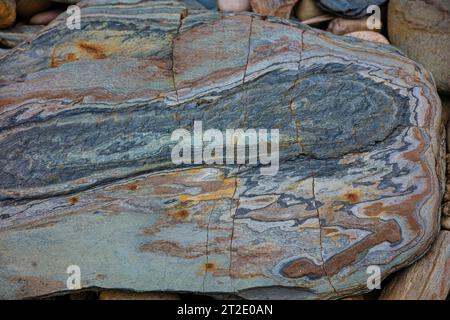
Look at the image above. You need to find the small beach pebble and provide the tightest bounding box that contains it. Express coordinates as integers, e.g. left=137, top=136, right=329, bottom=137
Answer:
left=29, top=9, right=65, bottom=25
left=250, top=0, right=297, bottom=19
left=0, top=0, right=16, bottom=29
left=328, top=17, right=380, bottom=35
left=296, top=0, right=325, bottom=21
left=16, top=0, right=52, bottom=19
left=442, top=216, right=450, bottom=230
left=217, top=0, right=250, bottom=12
left=344, top=31, right=389, bottom=44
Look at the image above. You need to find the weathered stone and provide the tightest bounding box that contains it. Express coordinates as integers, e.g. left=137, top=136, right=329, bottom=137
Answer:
left=296, top=0, right=325, bottom=21
left=317, top=0, right=386, bottom=18
left=344, top=31, right=389, bottom=44
left=380, top=231, right=450, bottom=300
left=443, top=202, right=450, bottom=217
left=0, top=1, right=443, bottom=300
left=299, top=13, right=333, bottom=26
left=250, top=0, right=297, bottom=18
left=16, top=0, right=53, bottom=19
left=99, top=290, right=180, bottom=300
left=195, top=0, right=217, bottom=10
left=218, top=0, right=250, bottom=12
left=388, top=0, right=450, bottom=94
left=0, top=0, right=15, bottom=29
left=442, top=216, right=450, bottom=230
left=327, top=17, right=378, bottom=35
left=0, top=24, right=42, bottom=48
left=30, top=9, right=65, bottom=25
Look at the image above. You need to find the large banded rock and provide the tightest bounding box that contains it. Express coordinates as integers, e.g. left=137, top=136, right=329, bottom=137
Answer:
left=0, top=1, right=443, bottom=299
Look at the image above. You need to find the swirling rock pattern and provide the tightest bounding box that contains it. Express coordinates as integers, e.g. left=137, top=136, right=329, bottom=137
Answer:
left=0, top=1, right=443, bottom=299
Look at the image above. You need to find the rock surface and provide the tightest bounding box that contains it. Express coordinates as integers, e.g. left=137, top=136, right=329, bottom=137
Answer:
left=380, top=231, right=450, bottom=300
left=327, top=17, right=376, bottom=35
left=251, top=0, right=297, bottom=19
left=344, top=31, right=389, bottom=44
left=0, top=0, right=15, bottom=29
left=16, top=0, right=52, bottom=19
left=0, top=1, right=443, bottom=300
left=0, top=24, right=42, bottom=47
left=296, top=0, right=325, bottom=21
left=30, top=9, right=65, bottom=25
left=218, top=0, right=250, bottom=12
left=442, top=216, right=450, bottom=230
left=195, top=0, right=217, bottom=10
left=388, top=0, right=450, bottom=94
left=317, top=0, right=386, bottom=18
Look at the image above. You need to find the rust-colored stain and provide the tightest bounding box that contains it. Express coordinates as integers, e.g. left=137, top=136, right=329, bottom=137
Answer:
left=341, top=190, right=362, bottom=204
left=50, top=51, right=79, bottom=68
left=201, top=262, right=216, bottom=273
left=127, top=183, right=139, bottom=191
left=78, top=42, right=107, bottom=59
left=67, top=196, right=79, bottom=205
left=323, top=227, right=340, bottom=236
left=281, top=258, right=325, bottom=278
left=9, top=276, right=64, bottom=299
left=64, top=53, right=78, bottom=63
left=139, top=240, right=204, bottom=259
left=172, top=209, right=190, bottom=221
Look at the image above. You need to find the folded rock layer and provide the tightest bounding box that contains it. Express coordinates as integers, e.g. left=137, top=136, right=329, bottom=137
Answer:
left=0, top=1, right=443, bottom=299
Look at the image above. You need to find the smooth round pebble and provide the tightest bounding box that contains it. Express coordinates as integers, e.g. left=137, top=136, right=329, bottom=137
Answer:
left=29, top=9, right=64, bottom=25
left=217, top=0, right=250, bottom=12
left=16, top=0, right=52, bottom=19
left=0, top=0, right=16, bottom=29
left=327, top=17, right=380, bottom=35
left=251, top=0, right=297, bottom=19
left=442, top=216, right=450, bottom=230
left=344, top=31, right=389, bottom=44
left=296, top=0, right=325, bottom=21
left=388, top=0, right=450, bottom=94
